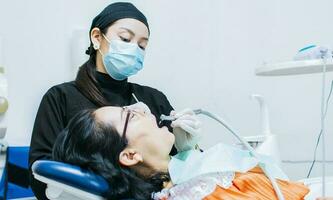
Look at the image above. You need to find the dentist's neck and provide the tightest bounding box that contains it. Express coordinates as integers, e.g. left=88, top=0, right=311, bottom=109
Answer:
left=95, top=51, right=107, bottom=74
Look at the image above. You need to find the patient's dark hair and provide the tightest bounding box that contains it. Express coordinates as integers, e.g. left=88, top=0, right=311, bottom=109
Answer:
left=52, top=109, right=169, bottom=200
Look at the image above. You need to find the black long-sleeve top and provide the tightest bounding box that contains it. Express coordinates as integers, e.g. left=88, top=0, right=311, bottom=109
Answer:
left=28, top=69, right=175, bottom=200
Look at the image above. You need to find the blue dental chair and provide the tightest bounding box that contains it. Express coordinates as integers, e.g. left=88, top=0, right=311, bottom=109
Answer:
left=32, top=160, right=135, bottom=200
left=0, top=146, right=35, bottom=200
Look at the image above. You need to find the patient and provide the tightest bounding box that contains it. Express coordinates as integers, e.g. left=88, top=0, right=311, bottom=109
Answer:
left=52, top=105, right=310, bottom=200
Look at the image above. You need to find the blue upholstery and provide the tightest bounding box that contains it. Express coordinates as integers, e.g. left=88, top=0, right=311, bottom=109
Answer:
left=32, top=160, right=109, bottom=197
left=0, top=146, right=34, bottom=199
left=7, top=147, right=30, bottom=169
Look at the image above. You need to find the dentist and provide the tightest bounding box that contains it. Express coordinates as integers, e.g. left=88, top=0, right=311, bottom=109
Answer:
left=28, top=2, right=200, bottom=199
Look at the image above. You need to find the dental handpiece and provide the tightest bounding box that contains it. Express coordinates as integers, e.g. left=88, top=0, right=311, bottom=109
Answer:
left=159, top=108, right=285, bottom=200
left=159, top=109, right=202, bottom=124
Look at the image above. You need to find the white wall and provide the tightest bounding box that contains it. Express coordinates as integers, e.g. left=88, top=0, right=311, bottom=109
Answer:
left=0, top=0, right=333, bottom=180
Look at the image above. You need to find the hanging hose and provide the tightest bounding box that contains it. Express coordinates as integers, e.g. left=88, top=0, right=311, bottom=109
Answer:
left=192, top=108, right=285, bottom=200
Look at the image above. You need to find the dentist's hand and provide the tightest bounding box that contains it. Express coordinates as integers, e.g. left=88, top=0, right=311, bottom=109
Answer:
left=171, top=109, right=202, bottom=152
left=125, top=102, right=151, bottom=114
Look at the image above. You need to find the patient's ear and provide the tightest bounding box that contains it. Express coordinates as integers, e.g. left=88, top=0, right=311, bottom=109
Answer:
left=119, top=148, right=143, bottom=166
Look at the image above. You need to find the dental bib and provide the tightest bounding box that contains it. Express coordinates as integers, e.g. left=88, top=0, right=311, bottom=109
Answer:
left=168, top=143, right=288, bottom=185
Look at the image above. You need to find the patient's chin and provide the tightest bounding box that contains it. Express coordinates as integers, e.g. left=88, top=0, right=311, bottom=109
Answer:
left=161, top=126, right=172, bottom=135
left=170, top=133, right=175, bottom=144
left=167, top=129, right=175, bottom=144
left=160, top=127, right=174, bottom=142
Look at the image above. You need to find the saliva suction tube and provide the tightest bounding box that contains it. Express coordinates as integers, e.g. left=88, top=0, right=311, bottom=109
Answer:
left=160, top=109, right=285, bottom=200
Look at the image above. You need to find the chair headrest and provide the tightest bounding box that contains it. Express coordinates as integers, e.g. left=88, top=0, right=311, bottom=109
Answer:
left=32, top=160, right=109, bottom=197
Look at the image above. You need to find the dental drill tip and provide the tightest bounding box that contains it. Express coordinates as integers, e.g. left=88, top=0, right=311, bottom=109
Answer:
left=193, top=109, right=202, bottom=115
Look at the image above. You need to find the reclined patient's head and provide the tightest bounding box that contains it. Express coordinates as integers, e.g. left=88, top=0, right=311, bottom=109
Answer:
left=52, top=106, right=174, bottom=199
left=95, top=106, right=174, bottom=164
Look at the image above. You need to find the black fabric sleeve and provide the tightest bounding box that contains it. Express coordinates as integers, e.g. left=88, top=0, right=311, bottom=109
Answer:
left=159, top=92, right=174, bottom=117
left=28, top=87, right=66, bottom=200
left=155, top=91, right=178, bottom=155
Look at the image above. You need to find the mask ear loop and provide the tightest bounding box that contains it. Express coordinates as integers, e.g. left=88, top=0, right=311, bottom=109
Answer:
left=97, top=48, right=104, bottom=57
left=102, top=34, right=111, bottom=43
left=96, top=34, right=113, bottom=57
left=92, top=34, right=110, bottom=55
left=92, top=41, right=104, bottom=57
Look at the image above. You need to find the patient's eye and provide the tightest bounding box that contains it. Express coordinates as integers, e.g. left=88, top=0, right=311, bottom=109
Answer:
left=129, top=110, right=145, bottom=121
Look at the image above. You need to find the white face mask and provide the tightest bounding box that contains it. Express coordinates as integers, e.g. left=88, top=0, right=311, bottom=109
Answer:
left=99, top=35, right=145, bottom=80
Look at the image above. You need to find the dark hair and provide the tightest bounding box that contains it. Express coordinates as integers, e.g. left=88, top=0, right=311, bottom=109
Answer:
left=52, top=109, right=169, bottom=200
left=75, top=25, right=109, bottom=107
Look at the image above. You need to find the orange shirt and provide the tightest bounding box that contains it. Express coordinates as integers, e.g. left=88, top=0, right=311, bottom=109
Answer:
left=204, top=167, right=310, bottom=200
